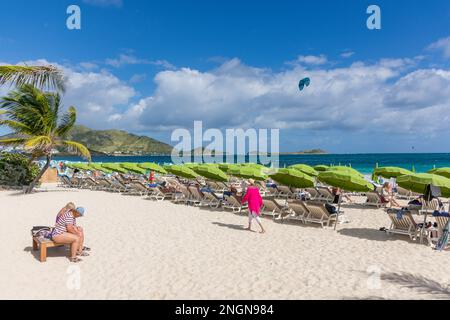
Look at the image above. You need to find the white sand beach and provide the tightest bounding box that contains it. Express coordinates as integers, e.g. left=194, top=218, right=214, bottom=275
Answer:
left=0, top=187, right=449, bottom=300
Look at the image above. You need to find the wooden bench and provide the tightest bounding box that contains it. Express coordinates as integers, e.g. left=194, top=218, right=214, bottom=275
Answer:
left=32, top=236, right=65, bottom=262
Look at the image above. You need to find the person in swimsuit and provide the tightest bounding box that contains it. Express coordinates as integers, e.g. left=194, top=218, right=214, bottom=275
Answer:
left=51, top=203, right=89, bottom=263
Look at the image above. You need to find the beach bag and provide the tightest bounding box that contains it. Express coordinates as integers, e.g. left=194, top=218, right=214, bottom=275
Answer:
left=325, top=203, right=337, bottom=214
left=31, top=226, right=52, bottom=239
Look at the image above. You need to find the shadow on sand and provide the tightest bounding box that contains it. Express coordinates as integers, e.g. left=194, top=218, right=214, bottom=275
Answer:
left=343, top=272, right=450, bottom=300
left=211, top=222, right=249, bottom=231
left=337, top=228, right=417, bottom=244
left=23, top=246, right=68, bottom=262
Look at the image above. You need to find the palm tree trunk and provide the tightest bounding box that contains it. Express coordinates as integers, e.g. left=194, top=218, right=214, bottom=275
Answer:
left=26, top=155, right=51, bottom=194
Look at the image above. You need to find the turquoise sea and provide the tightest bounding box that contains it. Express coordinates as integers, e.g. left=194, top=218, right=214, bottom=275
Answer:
left=53, top=153, right=450, bottom=175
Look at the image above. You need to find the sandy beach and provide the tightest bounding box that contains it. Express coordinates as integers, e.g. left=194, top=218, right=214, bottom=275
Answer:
left=0, top=187, right=449, bottom=300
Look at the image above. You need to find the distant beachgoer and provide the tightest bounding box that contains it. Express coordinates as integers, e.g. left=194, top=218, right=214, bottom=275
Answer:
left=242, top=179, right=265, bottom=233
left=331, top=187, right=353, bottom=204
left=51, top=204, right=90, bottom=263
left=381, top=182, right=401, bottom=208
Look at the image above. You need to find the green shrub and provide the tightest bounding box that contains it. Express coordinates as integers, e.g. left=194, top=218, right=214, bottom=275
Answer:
left=0, top=152, right=40, bottom=186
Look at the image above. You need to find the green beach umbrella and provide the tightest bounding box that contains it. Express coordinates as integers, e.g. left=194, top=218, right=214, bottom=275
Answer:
left=65, top=163, right=77, bottom=169
left=241, top=163, right=266, bottom=169
left=288, top=164, right=318, bottom=177
left=101, top=163, right=129, bottom=174
left=397, top=173, right=450, bottom=197
left=218, top=163, right=240, bottom=173
left=164, top=165, right=199, bottom=179
left=89, top=163, right=113, bottom=174
left=327, top=166, right=363, bottom=177
left=314, top=165, right=329, bottom=172
left=269, top=168, right=315, bottom=188
left=192, top=165, right=228, bottom=182
left=427, top=167, right=450, bottom=179
left=70, top=163, right=91, bottom=171
left=227, top=166, right=268, bottom=181
left=183, top=163, right=200, bottom=169
left=373, top=166, right=413, bottom=179
left=137, top=162, right=167, bottom=174
left=318, top=171, right=373, bottom=193
left=120, top=163, right=147, bottom=175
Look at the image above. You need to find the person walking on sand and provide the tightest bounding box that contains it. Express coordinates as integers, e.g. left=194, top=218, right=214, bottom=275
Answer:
left=242, top=179, right=265, bottom=234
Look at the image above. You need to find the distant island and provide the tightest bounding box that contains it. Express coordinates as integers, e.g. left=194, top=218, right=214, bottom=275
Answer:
left=279, top=149, right=328, bottom=155
left=65, top=125, right=174, bottom=156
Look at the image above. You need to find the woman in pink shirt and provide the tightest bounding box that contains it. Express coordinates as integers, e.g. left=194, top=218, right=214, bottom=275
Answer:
left=241, top=179, right=265, bottom=234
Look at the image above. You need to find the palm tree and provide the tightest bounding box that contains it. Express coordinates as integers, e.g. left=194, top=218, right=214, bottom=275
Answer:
left=0, top=65, right=65, bottom=92
left=0, top=84, right=90, bottom=193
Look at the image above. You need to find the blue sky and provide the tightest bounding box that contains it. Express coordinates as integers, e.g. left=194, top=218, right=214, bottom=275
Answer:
left=1, top=0, right=450, bottom=153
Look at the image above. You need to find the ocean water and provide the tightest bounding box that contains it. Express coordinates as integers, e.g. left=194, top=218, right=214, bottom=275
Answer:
left=53, top=153, right=450, bottom=175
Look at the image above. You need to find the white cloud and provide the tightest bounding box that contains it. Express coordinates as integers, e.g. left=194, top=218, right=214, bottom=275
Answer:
left=428, top=36, right=450, bottom=58
left=105, top=54, right=175, bottom=69
left=2, top=59, right=137, bottom=130
left=129, top=73, right=147, bottom=84
left=341, top=51, right=355, bottom=58
left=295, top=55, right=328, bottom=65
left=108, top=58, right=450, bottom=140
left=3, top=55, right=450, bottom=149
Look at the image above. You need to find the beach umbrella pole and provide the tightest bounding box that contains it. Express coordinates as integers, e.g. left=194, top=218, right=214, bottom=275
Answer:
left=334, top=195, right=342, bottom=231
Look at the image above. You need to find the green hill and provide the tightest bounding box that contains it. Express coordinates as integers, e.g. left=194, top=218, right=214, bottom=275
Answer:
left=66, top=125, right=173, bottom=155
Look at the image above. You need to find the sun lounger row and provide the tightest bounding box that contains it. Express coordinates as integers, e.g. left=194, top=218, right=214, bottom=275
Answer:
left=260, top=198, right=338, bottom=228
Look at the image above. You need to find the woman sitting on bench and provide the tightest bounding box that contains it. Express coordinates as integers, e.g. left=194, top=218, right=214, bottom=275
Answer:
left=51, top=203, right=89, bottom=263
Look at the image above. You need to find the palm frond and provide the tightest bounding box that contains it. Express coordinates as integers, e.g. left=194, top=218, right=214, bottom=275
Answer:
left=56, top=106, right=76, bottom=137
left=0, top=65, right=65, bottom=92
left=61, top=140, right=92, bottom=161
left=0, top=119, right=32, bottom=133
left=24, top=135, right=52, bottom=149
left=0, top=138, right=27, bottom=146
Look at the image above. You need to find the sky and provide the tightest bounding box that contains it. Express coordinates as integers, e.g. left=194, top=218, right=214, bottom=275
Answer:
left=1, top=0, right=450, bottom=153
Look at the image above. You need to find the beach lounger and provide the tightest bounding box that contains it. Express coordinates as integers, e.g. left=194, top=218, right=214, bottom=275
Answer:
left=205, top=181, right=221, bottom=192
left=305, top=188, right=320, bottom=200
left=364, top=192, right=386, bottom=208
left=95, top=178, right=114, bottom=191
left=261, top=198, right=287, bottom=220
left=316, top=187, right=335, bottom=203
left=277, top=185, right=295, bottom=198
left=386, top=211, right=428, bottom=243
left=284, top=200, right=310, bottom=223
left=174, top=184, right=192, bottom=204
left=223, top=195, right=247, bottom=213
left=124, top=181, right=152, bottom=196
left=188, top=186, right=208, bottom=206
left=202, top=191, right=222, bottom=208
left=109, top=177, right=129, bottom=193
left=146, top=186, right=169, bottom=201
left=433, top=216, right=450, bottom=246
left=215, top=182, right=229, bottom=192
left=58, top=175, right=75, bottom=188
left=255, top=181, right=269, bottom=196
left=303, top=203, right=337, bottom=228
left=80, top=177, right=99, bottom=190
